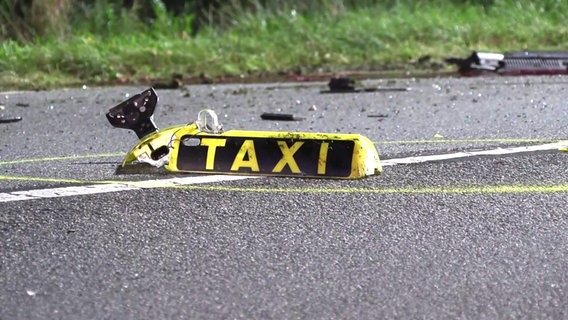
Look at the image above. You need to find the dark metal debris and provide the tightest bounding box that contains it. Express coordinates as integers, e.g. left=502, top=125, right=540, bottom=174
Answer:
left=446, top=51, right=568, bottom=76
left=260, top=113, right=305, bottom=121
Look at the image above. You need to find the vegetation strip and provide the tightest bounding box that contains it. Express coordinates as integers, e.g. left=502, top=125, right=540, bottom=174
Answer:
left=1, top=0, right=568, bottom=89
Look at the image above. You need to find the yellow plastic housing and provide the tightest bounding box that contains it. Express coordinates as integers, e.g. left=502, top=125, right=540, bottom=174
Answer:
left=123, top=124, right=382, bottom=179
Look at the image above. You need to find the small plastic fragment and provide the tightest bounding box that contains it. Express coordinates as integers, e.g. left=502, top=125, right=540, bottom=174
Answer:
left=260, top=113, right=305, bottom=121
left=367, top=114, right=389, bottom=118
left=0, top=116, right=22, bottom=123
left=328, top=77, right=356, bottom=92
left=195, top=109, right=224, bottom=133
left=322, top=76, right=409, bottom=93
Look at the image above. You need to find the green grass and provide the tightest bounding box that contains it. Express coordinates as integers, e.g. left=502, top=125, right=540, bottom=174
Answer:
left=1, top=0, right=568, bottom=90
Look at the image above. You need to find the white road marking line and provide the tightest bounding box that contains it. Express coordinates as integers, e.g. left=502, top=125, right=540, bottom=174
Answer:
left=381, top=142, right=566, bottom=166
left=1, top=142, right=566, bottom=203
left=0, top=175, right=252, bottom=203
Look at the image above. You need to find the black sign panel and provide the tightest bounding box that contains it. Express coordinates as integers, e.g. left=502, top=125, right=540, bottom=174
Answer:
left=176, top=135, right=354, bottom=177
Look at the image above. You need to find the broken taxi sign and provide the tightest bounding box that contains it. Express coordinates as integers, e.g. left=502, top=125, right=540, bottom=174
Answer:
left=172, top=132, right=377, bottom=178
left=106, top=88, right=382, bottom=179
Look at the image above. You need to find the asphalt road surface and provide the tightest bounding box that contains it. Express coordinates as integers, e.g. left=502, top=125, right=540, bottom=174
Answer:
left=1, top=75, right=568, bottom=319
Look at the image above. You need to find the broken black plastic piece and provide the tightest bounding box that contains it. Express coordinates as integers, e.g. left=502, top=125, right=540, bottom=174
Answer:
left=328, top=77, right=356, bottom=92
left=322, top=76, right=408, bottom=93
left=445, top=51, right=505, bottom=72
left=260, top=113, right=304, bottom=121
left=150, top=145, right=170, bottom=161
left=367, top=114, right=389, bottom=118
left=106, top=88, right=159, bottom=139
left=0, top=116, right=22, bottom=123
left=446, top=51, right=568, bottom=76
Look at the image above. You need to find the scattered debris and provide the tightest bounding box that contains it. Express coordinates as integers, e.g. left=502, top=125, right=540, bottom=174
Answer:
left=199, top=72, right=215, bottom=84
left=328, top=77, right=356, bottom=92
left=321, top=76, right=409, bottom=93
left=231, top=87, right=250, bottom=95
left=366, top=87, right=409, bottom=92
left=446, top=51, right=568, bottom=76
left=0, top=116, right=22, bottom=124
left=260, top=113, right=305, bottom=121
left=434, top=133, right=444, bottom=139
left=152, top=74, right=184, bottom=89
left=106, top=88, right=382, bottom=179
left=367, top=114, right=389, bottom=120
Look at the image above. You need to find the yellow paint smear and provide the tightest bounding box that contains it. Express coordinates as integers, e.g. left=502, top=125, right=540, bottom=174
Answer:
left=166, top=184, right=568, bottom=195
left=0, top=153, right=125, bottom=166
left=1, top=174, right=566, bottom=195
